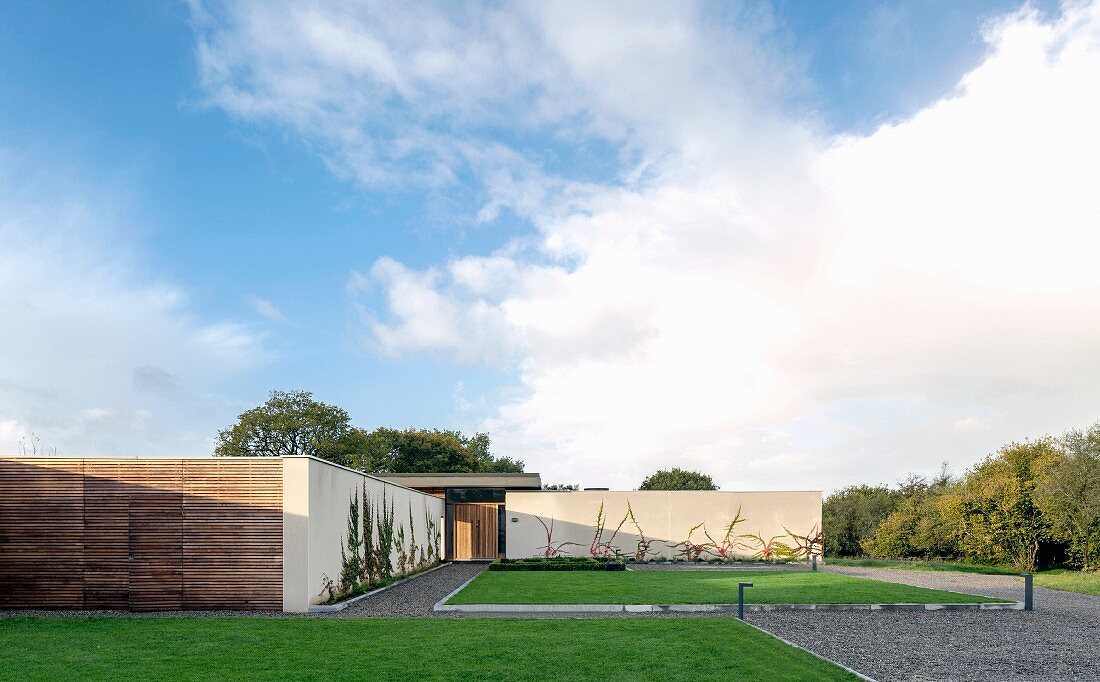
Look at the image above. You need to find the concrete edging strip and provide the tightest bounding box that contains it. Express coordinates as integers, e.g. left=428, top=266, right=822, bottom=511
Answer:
left=310, top=562, right=453, bottom=613
left=433, top=601, right=1023, bottom=614
left=430, top=572, right=484, bottom=613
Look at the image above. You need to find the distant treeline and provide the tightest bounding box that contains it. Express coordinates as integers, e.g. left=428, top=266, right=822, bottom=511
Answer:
left=824, top=422, right=1100, bottom=571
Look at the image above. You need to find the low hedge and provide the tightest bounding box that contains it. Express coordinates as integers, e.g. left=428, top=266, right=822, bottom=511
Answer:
left=488, top=557, right=609, bottom=571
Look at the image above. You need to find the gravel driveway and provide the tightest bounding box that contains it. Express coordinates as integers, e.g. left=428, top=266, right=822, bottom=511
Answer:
left=751, top=566, right=1100, bottom=681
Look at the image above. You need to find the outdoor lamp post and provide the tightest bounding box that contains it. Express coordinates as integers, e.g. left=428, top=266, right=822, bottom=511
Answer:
left=737, top=581, right=753, bottom=620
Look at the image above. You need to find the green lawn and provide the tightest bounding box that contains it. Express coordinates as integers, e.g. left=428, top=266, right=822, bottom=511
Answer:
left=828, top=559, right=1100, bottom=598
left=1033, top=569, right=1100, bottom=597
left=447, top=570, right=1004, bottom=605
left=0, top=617, right=858, bottom=681
left=827, top=557, right=1020, bottom=575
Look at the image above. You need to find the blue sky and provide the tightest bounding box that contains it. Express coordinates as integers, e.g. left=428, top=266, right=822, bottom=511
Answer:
left=1, top=1, right=1095, bottom=490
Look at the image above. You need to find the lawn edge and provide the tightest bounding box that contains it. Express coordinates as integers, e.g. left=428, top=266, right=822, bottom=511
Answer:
left=434, top=601, right=1022, bottom=613
left=740, top=617, right=878, bottom=682
left=433, top=572, right=483, bottom=611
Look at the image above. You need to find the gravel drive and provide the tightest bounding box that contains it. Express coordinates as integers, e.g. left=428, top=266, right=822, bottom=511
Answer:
left=751, top=566, right=1100, bottom=681
left=338, top=562, right=487, bottom=617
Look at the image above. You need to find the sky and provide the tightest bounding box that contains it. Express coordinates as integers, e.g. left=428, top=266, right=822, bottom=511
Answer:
left=1, top=0, right=1097, bottom=492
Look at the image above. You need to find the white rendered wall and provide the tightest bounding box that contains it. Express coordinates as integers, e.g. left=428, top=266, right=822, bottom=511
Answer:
left=282, top=457, right=444, bottom=612
left=504, top=490, right=821, bottom=561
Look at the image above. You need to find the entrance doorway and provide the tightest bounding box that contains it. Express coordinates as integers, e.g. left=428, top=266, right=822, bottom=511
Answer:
left=452, top=503, right=499, bottom=560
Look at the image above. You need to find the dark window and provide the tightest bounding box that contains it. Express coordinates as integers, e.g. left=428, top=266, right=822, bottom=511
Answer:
left=446, top=487, right=506, bottom=503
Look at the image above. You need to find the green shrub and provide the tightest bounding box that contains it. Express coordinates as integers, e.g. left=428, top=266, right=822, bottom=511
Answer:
left=488, top=557, right=607, bottom=571
left=823, top=484, right=900, bottom=557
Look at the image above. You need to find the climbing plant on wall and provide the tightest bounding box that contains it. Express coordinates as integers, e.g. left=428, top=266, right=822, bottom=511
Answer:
left=424, top=511, right=438, bottom=564
left=624, top=501, right=657, bottom=561
left=361, top=484, right=377, bottom=583
left=704, top=506, right=748, bottom=560
left=742, top=532, right=797, bottom=562
left=339, top=491, right=363, bottom=593
left=536, top=515, right=582, bottom=557
left=376, top=489, right=395, bottom=579
left=395, top=524, right=407, bottom=574
left=589, top=501, right=627, bottom=558
left=670, top=522, right=713, bottom=561
left=783, top=524, right=824, bottom=559
left=406, top=503, right=418, bottom=570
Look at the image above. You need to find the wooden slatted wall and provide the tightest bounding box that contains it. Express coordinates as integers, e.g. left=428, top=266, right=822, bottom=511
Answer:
left=0, top=458, right=283, bottom=611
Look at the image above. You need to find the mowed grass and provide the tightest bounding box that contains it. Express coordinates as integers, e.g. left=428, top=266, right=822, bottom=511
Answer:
left=827, top=557, right=1020, bottom=575
left=1033, top=569, right=1100, bottom=597
left=447, top=570, right=1005, bottom=605
left=828, top=559, right=1100, bottom=598
left=0, top=616, right=859, bottom=681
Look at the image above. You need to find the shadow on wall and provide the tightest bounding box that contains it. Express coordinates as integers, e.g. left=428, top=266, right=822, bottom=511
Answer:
left=504, top=492, right=823, bottom=562
left=0, top=458, right=284, bottom=611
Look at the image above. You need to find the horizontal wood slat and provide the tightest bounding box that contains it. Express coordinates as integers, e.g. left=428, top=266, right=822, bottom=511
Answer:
left=0, top=458, right=283, bottom=611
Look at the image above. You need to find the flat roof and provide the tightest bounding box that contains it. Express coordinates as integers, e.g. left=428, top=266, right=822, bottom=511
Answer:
left=373, top=472, right=543, bottom=490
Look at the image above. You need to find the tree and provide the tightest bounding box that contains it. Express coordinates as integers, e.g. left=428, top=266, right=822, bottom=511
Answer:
left=543, top=483, right=579, bottom=491
left=953, top=439, right=1059, bottom=571
left=638, top=468, right=717, bottom=491
left=862, top=486, right=963, bottom=560
left=822, top=485, right=900, bottom=557
left=348, top=427, right=524, bottom=474
left=214, top=390, right=354, bottom=466
left=1036, top=423, right=1100, bottom=570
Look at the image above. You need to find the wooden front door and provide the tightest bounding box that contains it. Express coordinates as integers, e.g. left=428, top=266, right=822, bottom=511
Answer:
left=453, top=503, right=499, bottom=560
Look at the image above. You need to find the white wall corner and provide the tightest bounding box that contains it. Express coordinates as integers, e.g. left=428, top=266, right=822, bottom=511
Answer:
left=282, top=457, right=311, bottom=612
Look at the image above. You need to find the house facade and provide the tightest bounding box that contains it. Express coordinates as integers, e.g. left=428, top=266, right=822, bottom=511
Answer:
left=0, top=456, right=821, bottom=613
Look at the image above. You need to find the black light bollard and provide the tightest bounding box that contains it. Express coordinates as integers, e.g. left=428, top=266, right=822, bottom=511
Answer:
left=738, top=581, right=753, bottom=620
left=1022, top=573, right=1033, bottom=611
left=811, top=555, right=818, bottom=572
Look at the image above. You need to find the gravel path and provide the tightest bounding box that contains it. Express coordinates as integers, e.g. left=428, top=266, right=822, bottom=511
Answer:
left=338, top=562, right=487, bottom=617
left=751, top=567, right=1100, bottom=681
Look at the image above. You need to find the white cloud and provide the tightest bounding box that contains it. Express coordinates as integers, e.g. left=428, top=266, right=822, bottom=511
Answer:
left=0, top=153, right=267, bottom=457
left=248, top=295, right=290, bottom=324
left=194, top=1, right=1100, bottom=490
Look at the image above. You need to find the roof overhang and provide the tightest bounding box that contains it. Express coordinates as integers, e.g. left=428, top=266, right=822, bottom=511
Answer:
left=373, top=472, right=542, bottom=490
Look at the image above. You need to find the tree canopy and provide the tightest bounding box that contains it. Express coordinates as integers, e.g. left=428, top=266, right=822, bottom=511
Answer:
left=851, top=429, right=1098, bottom=571
left=638, top=467, right=717, bottom=491
left=1036, top=424, right=1100, bottom=570
left=214, top=390, right=355, bottom=465
left=822, top=484, right=901, bottom=557
left=347, top=427, right=524, bottom=474
left=952, top=439, right=1058, bottom=570
left=215, top=391, right=523, bottom=474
